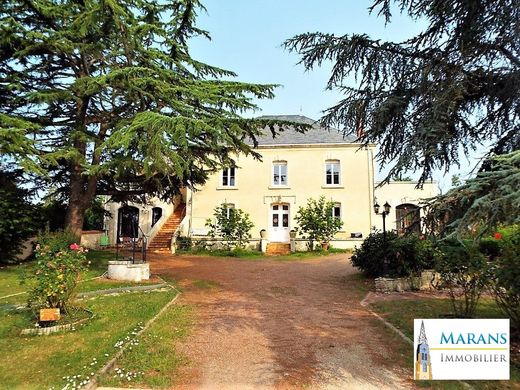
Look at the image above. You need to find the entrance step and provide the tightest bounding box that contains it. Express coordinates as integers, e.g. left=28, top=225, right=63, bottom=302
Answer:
left=266, top=242, right=291, bottom=256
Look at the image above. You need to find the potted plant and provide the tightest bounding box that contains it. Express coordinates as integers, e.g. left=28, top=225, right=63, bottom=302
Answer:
left=260, top=229, right=267, bottom=239
left=320, top=241, right=330, bottom=250
left=289, top=229, right=297, bottom=239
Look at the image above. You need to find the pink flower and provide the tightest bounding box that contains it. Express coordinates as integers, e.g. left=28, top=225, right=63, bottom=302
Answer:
left=69, top=243, right=80, bottom=251
left=494, top=232, right=503, bottom=240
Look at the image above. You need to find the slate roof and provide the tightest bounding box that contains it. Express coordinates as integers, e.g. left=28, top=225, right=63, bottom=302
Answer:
left=253, top=115, right=358, bottom=146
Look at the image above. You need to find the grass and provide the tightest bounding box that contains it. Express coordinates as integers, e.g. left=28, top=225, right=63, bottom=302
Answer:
left=191, top=279, right=221, bottom=290
left=370, top=297, right=519, bottom=389
left=0, top=288, right=177, bottom=390
left=0, top=250, right=193, bottom=389
left=99, top=302, right=193, bottom=388
left=0, top=262, right=34, bottom=298
left=78, top=277, right=164, bottom=294
left=176, top=247, right=349, bottom=260
left=0, top=250, right=152, bottom=303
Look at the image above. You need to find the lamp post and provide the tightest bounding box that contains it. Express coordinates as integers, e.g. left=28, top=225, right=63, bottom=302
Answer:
left=374, top=201, right=392, bottom=275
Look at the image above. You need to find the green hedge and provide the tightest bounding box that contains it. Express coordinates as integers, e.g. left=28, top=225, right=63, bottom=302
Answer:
left=351, top=232, right=441, bottom=278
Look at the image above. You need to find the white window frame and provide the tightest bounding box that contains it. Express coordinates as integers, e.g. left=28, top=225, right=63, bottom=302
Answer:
left=325, top=160, right=341, bottom=185
left=272, top=161, right=288, bottom=186
left=221, top=167, right=236, bottom=187
left=224, top=203, right=235, bottom=219
left=332, top=203, right=341, bottom=220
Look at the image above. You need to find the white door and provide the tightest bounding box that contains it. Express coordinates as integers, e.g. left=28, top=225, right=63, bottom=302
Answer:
left=269, top=204, right=290, bottom=242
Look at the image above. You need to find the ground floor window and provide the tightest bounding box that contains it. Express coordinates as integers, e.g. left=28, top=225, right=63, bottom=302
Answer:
left=151, top=207, right=162, bottom=227
left=332, top=203, right=341, bottom=220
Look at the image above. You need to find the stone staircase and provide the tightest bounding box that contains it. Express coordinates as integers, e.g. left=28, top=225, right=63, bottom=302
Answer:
left=266, top=242, right=291, bottom=256
left=148, top=204, right=186, bottom=252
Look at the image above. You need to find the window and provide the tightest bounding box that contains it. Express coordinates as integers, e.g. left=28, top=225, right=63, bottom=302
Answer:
left=224, top=203, right=235, bottom=219
left=325, top=160, right=340, bottom=185
left=222, top=167, right=236, bottom=187
left=151, top=207, right=162, bottom=227
left=273, top=161, right=287, bottom=186
left=332, top=203, right=341, bottom=220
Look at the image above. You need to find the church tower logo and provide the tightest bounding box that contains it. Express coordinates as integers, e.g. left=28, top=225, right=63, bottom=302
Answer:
left=415, top=320, right=432, bottom=380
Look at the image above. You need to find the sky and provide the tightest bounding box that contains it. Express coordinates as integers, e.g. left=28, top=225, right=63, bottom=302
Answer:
left=188, top=0, right=481, bottom=192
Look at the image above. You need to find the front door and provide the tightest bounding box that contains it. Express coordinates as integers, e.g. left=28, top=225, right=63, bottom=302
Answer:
left=269, top=204, right=290, bottom=242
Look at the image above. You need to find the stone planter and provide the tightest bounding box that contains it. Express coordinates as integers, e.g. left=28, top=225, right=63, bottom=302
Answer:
left=260, top=229, right=267, bottom=239
left=321, top=242, right=330, bottom=250
left=289, top=230, right=297, bottom=239
left=107, top=260, right=150, bottom=282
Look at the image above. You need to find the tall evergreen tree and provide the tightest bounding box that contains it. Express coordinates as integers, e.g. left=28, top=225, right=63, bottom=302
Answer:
left=285, top=0, right=519, bottom=183
left=1, top=0, right=300, bottom=236
left=425, top=150, right=520, bottom=237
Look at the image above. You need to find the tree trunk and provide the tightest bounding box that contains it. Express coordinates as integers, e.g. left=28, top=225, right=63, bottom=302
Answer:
left=65, top=198, right=87, bottom=239
left=64, top=165, right=98, bottom=239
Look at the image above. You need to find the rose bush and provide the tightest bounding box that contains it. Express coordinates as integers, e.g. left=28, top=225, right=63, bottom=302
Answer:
left=24, top=231, right=89, bottom=313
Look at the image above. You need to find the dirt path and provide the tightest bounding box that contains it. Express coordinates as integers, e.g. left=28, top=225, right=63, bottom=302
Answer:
left=150, top=254, right=413, bottom=389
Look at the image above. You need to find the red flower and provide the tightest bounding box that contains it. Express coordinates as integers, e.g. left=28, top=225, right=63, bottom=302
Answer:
left=494, top=232, right=503, bottom=240
left=69, top=243, right=80, bottom=250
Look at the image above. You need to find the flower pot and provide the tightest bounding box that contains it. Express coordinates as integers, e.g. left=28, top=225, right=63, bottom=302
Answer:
left=289, top=230, right=296, bottom=239
left=260, top=229, right=267, bottom=239
left=321, top=242, right=330, bottom=250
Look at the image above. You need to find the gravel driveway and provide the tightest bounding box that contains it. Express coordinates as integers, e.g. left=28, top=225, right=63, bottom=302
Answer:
left=150, top=253, right=413, bottom=389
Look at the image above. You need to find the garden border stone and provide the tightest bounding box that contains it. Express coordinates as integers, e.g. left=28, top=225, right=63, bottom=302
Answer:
left=77, top=283, right=167, bottom=298
left=20, top=308, right=94, bottom=336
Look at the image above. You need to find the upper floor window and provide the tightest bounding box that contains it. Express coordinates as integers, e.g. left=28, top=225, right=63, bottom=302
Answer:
left=325, top=160, right=340, bottom=185
left=222, top=167, right=236, bottom=187
left=332, top=203, right=341, bottom=220
left=273, top=161, right=287, bottom=186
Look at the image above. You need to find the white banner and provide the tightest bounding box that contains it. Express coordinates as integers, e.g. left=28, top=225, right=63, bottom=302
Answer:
left=413, top=319, right=510, bottom=380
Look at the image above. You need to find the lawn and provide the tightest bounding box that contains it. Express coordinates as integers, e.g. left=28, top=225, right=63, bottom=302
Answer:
left=371, top=297, right=519, bottom=390
left=0, top=250, right=192, bottom=389
left=175, top=247, right=349, bottom=261
left=0, top=289, right=177, bottom=389
left=99, top=302, right=193, bottom=388
left=0, top=250, right=155, bottom=303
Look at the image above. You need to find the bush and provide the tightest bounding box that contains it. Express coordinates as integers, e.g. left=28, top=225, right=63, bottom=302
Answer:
left=435, top=240, right=490, bottom=318
left=176, top=236, right=192, bottom=250
left=351, top=232, right=397, bottom=277
left=295, top=196, right=343, bottom=249
left=478, top=237, right=502, bottom=261
left=392, top=235, right=443, bottom=277
left=351, top=233, right=440, bottom=278
left=206, top=204, right=254, bottom=249
left=488, top=225, right=520, bottom=337
left=23, top=231, right=89, bottom=313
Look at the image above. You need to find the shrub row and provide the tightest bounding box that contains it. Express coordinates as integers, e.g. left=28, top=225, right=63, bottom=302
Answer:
left=352, top=225, right=520, bottom=335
